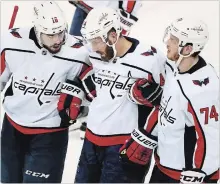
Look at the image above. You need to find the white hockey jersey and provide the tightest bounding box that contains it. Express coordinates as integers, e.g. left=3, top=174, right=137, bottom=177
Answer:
left=85, top=37, right=166, bottom=146
left=0, top=27, right=89, bottom=132
left=155, top=57, right=219, bottom=179
left=78, top=1, right=142, bottom=16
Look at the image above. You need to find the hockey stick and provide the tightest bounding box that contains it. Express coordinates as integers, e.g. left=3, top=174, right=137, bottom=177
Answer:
left=8, top=5, right=19, bottom=29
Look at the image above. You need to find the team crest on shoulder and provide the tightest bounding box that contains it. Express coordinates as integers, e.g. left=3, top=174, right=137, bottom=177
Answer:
left=193, top=77, right=209, bottom=86
left=141, top=46, right=157, bottom=56
left=10, top=28, right=22, bottom=38
left=71, top=42, right=83, bottom=49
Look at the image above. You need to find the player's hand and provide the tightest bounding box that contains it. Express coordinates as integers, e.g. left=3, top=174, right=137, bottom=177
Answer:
left=57, top=80, right=85, bottom=127
left=119, top=128, right=157, bottom=165
left=128, top=79, right=163, bottom=107
left=117, top=9, right=138, bottom=36
left=79, top=66, right=96, bottom=102
left=180, top=169, right=206, bottom=184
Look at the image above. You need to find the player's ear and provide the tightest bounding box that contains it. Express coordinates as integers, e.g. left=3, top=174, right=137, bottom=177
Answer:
left=107, top=29, right=118, bottom=45
left=182, top=44, right=193, bottom=56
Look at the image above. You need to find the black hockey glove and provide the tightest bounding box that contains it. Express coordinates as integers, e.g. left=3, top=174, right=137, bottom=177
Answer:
left=79, top=66, right=96, bottom=102
left=128, top=78, right=163, bottom=107
left=57, top=80, right=85, bottom=127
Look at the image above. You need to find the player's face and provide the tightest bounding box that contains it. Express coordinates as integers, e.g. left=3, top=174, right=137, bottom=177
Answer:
left=88, top=37, right=114, bottom=62
left=41, top=31, right=65, bottom=54
left=165, top=34, right=180, bottom=61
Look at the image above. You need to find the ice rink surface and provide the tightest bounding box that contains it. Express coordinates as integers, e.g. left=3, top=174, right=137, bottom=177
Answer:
left=1, top=1, right=219, bottom=183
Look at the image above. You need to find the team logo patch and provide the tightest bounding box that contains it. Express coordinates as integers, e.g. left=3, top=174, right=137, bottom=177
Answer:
left=141, top=46, right=157, bottom=56
left=193, top=77, right=209, bottom=86
left=10, top=28, right=22, bottom=38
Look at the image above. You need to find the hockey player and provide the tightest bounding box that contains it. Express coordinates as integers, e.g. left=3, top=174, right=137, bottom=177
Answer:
left=120, top=18, right=220, bottom=183
left=68, top=0, right=142, bottom=139
left=74, top=7, right=166, bottom=183
left=1, top=1, right=89, bottom=183
left=69, top=0, right=142, bottom=36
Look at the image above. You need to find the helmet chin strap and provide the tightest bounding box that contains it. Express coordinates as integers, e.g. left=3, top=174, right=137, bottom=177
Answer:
left=175, top=44, right=194, bottom=68
left=102, top=32, right=120, bottom=63
left=108, top=43, right=117, bottom=63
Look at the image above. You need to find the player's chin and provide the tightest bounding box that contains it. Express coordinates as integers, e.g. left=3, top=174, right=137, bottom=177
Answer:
left=101, top=55, right=111, bottom=63
left=49, top=46, right=62, bottom=54
left=167, top=53, right=175, bottom=61
left=166, top=53, right=172, bottom=60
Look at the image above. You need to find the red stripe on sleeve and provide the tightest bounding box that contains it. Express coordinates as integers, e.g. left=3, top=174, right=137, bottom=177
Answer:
left=1, top=51, right=6, bottom=74
left=79, top=66, right=93, bottom=80
left=126, top=1, right=136, bottom=13
left=79, top=1, right=93, bottom=11
left=145, top=107, right=159, bottom=133
left=188, top=102, right=206, bottom=169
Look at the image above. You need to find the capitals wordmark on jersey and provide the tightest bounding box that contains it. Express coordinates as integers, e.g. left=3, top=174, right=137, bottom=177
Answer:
left=14, top=73, right=61, bottom=106
left=93, top=70, right=134, bottom=99
left=159, top=96, right=176, bottom=125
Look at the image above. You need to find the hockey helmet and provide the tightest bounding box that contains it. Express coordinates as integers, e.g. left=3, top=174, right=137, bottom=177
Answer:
left=163, top=17, right=209, bottom=57
left=33, top=1, right=68, bottom=47
left=81, top=7, right=122, bottom=62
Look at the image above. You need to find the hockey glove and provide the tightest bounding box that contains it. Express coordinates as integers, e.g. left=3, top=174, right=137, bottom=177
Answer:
left=128, top=78, right=163, bottom=107
left=57, top=80, right=85, bottom=127
left=119, top=128, right=157, bottom=165
left=79, top=66, right=96, bottom=102
left=180, top=169, right=206, bottom=184
left=117, top=9, right=138, bottom=36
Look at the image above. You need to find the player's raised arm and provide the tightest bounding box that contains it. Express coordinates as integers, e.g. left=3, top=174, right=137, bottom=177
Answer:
left=117, top=0, right=142, bottom=35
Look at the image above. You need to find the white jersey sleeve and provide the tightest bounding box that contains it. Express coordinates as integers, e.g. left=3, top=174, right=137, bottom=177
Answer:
left=150, top=48, right=166, bottom=86
left=0, top=30, right=13, bottom=91
left=79, top=0, right=142, bottom=17
left=62, top=34, right=91, bottom=81
left=66, top=41, right=91, bottom=81
left=126, top=45, right=166, bottom=92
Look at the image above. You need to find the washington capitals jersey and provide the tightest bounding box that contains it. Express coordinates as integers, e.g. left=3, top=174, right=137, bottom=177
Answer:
left=0, top=27, right=89, bottom=129
left=155, top=57, right=219, bottom=179
left=85, top=37, right=166, bottom=146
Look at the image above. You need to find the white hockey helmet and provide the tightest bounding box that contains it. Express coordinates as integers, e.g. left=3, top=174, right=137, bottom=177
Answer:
left=81, top=7, right=122, bottom=62
left=81, top=7, right=121, bottom=42
left=33, top=1, right=68, bottom=47
left=163, top=17, right=209, bottom=64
